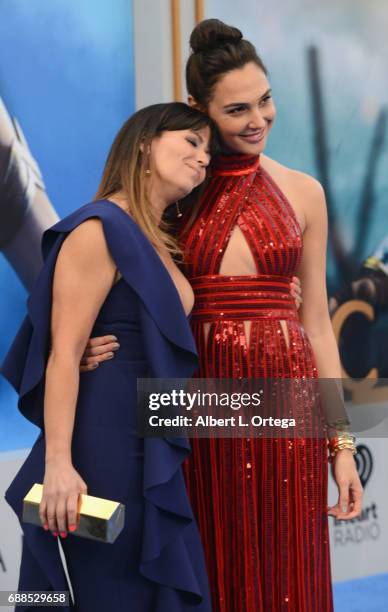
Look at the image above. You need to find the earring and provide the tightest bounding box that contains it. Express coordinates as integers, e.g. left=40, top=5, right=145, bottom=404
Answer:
left=145, top=145, right=151, bottom=176
left=176, top=201, right=183, bottom=218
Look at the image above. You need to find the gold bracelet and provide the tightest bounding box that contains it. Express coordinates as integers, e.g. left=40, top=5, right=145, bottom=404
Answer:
left=328, top=433, right=357, bottom=462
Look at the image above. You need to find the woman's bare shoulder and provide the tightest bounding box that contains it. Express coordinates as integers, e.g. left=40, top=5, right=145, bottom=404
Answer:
left=58, top=218, right=115, bottom=278
left=261, top=155, right=324, bottom=198
left=64, top=217, right=106, bottom=250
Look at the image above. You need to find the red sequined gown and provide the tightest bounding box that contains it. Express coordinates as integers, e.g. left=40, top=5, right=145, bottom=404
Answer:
left=178, top=155, right=333, bottom=612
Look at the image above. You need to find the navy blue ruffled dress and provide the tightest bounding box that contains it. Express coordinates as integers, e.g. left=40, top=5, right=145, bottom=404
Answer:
left=1, top=201, right=211, bottom=612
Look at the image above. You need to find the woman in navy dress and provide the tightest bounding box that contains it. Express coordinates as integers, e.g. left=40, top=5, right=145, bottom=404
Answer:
left=1, top=102, right=215, bottom=612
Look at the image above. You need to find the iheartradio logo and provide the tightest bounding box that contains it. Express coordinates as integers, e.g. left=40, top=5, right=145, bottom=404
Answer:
left=355, top=444, right=373, bottom=488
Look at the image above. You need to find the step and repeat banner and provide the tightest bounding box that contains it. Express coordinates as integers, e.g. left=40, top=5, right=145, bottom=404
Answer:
left=328, top=439, right=388, bottom=581
left=0, top=0, right=135, bottom=599
left=1, top=0, right=387, bottom=600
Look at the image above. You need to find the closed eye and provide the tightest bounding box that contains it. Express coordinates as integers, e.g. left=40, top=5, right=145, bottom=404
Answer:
left=187, top=137, right=199, bottom=147
left=227, top=105, right=246, bottom=115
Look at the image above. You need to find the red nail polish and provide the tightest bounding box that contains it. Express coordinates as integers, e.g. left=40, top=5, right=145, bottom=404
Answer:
left=43, top=523, right=49, bottom=530
left=52, top=531, right=58, bottom=537
left=68, top=525, right=77, bottom=532
left=60, top=532, right=67, bottom=538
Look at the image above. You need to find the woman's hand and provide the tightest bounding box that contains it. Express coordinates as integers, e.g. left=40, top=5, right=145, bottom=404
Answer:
left=290, top=275, right=302, bottom=310
left=39, top=457, right=88, bottom=538
left=327, top=449, right=363, bottom=520
left=80, top=335, right=120, bottom=372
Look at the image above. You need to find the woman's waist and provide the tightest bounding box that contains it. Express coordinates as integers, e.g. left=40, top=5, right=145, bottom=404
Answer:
left=190, top=274, right=297, bottom=321
left=91, top=323, right=147, bottom=361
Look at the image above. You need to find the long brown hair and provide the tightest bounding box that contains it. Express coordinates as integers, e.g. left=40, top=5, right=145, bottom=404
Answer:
left=95, top=102, right=216, bottom=254
left=186, top=19, right=267, bottom=109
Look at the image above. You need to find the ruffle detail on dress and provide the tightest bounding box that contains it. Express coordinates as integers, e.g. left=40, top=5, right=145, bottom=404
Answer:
left=140, top=437, right=203, bottom=601
left=2, top=201, right=210, bottom=610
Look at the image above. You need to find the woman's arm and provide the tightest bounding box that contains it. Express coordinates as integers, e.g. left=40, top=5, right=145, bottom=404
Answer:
left=296, top=175, right=363, bottom=521
left=296, top=178, right=342, bottom=377
left=40, top=219, right=116, bottom=537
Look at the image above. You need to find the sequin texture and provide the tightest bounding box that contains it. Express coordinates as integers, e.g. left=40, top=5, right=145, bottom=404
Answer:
left=178, top=155, right=333, bottom=612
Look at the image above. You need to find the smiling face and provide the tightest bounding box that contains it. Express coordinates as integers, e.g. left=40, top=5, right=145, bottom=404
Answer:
left=149, top=127, right=211, bottom=205
left=206, top=62, right=276, bottom=155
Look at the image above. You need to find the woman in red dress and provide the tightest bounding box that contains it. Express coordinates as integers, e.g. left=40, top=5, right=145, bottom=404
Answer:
left=83, top=19, right=363, bottom=612
left=175, top=19, right=363, bottom=612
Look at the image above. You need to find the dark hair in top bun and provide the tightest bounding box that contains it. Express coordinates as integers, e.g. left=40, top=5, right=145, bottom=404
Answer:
left=189, top=18, right=243, bottom=52
left=186, top=19, right=267, bottom=107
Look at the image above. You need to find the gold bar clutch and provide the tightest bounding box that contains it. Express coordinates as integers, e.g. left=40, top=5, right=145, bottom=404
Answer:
left=23, top=484, right=125, bottom=544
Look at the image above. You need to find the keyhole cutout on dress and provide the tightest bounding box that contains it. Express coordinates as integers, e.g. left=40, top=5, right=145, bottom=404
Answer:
left=219, top=223, right=257, bottom=277
left=203, top=222, right=291, bottom=351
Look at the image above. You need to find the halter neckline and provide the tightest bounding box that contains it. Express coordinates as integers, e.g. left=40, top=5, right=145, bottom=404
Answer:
left=211, top=154, right=260, bottom=176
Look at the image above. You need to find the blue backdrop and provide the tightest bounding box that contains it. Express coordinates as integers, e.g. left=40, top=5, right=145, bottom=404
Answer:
left=0, top=0, right=135, bottom=450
